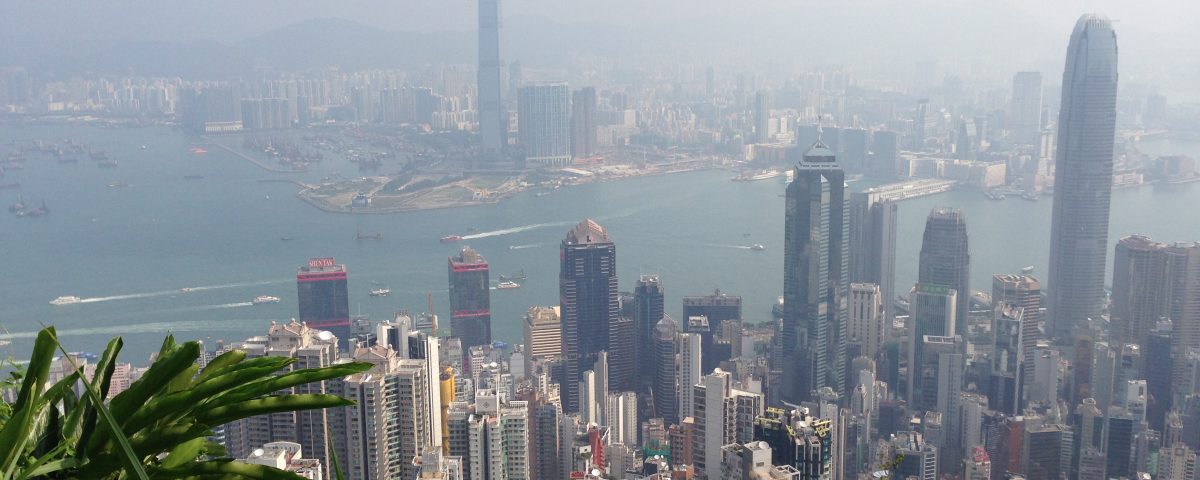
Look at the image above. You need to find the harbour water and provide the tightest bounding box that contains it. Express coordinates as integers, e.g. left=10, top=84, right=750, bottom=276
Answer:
left=1, top=124, right=1198, bottom=363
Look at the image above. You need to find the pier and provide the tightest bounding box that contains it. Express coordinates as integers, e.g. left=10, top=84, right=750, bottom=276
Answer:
left=862, top=178, right=956, bottom=203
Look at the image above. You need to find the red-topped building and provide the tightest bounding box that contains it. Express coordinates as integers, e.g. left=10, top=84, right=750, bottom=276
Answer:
left=448, top=247, right=491, bottom=351
left=296, top=257, right=350, bottom=345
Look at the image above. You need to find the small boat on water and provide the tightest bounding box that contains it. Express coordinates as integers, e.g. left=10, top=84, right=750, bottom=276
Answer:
left=252, top=295, right=281, bottom=305
left=496, top=281, right=521, bottom=290
left=750, top=244, right=766, bottom=251
left=986, top=191, right=1006, bottom=201
left=499, top=270, right=527, bottom=282
left=108, top=181, right=127, bottom=189
left=50, top=296, right=82, bottom=306
left=1021, top=192, right=1039, bottom=201
left=98, top=160, right=118, bottom=168
left=369, top=287, right=391, bottom=297
left=280, top=237, right=295, bottom=242
left=184, top=175, right=204, bottom=180
left=440, top=235, right=463, bottom=243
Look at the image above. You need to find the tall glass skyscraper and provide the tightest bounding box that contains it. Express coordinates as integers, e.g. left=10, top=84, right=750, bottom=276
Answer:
left=518, top=83, right=572, bottom=168
left=918, top=207, right=970, bottom=337
left=448, top=247, right=491, bottom=351
left=559, top=219, right=618, bottom=414
left=782, top=137, right=849, bottom=403
left=477, top=0, right=504, bottom=164
left=296, top=257, right=350, bottom=343
left=1046, top=14, right=1119, bottom=338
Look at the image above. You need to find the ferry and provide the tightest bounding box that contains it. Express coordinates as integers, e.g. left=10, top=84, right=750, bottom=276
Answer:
left=369, top=288, right=391, bottom=297
left=496, top=281, right=521, bottom=290
left=252, top=295, right=281, bottom=305
left=440, top=235, right=463, bottom=243
left=180, top=287, right=197, bottom=293
left=750, top=244, right=766, bottom=251
left=732, top=170, right=782, bottom=182
left=50, top=296, right=82, bottom=306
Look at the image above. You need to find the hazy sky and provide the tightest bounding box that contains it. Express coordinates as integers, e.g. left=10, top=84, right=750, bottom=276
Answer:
left=1, top=1, right=1195, bottom=95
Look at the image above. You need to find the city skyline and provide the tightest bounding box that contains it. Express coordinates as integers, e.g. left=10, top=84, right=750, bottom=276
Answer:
left=5, top=6, right=1200, bottom=480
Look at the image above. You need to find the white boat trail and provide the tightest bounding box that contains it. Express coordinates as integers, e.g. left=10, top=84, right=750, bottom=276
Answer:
left=461, top=221, right=574, bottom=240
left=75, top=279, right=286, bottom=304
left=508, top=244, right=541, bottom=250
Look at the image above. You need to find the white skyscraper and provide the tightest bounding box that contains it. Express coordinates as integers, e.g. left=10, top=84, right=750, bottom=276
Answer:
left=692, top=369, right=764, bottom=478
left=849, top=283, right=886, bottom=360
left=678, top=332, right=703, bottom=420
left=604, top=391, right=639, bottom=447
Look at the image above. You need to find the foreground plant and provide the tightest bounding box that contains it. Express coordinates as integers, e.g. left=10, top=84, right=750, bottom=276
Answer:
left=0, top=326, right=370, bottom=479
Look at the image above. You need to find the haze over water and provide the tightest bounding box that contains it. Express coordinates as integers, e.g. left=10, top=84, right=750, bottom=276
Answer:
left=1, top=124, right=1197, bottom=362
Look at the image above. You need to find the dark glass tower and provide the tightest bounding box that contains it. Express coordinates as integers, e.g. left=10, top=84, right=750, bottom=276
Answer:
left=682, top=290, right=742, bottom=374
left=448, top=247, right=492, bottom=351
left=782, top=137, right=849, bottom=403
left=635, top=275, right=665, bottom=392
left=918, top=207, right=970, bottom=337
left=477, top=0, right=504, bottom=163
left=653, top=315, right=679, bottom=425
left=560, top=219, right=618, bottom=414
left=296, top=257, right=350, bottom=343
left=1047, top=14, right=1119, bottom=338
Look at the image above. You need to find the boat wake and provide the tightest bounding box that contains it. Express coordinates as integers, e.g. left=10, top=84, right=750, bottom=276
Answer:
left=76, top=280, right=286, bottom=304
left=461, top=221, right=574, bottom=240
left=508, top=244, right=541, bottom=250
left=702, top=244, right=753, bottom=250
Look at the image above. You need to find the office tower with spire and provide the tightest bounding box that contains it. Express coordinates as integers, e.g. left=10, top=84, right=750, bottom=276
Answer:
left=1047, top=14, right=1119, bottom=339
left=559, top=219, right=618, bottom=414
left=518, top=83, right=572, bottom=167
left=449, top=247, right=492, bottom=351
left=653, top=315, right=679, bottom=425
left=918, top=207, right=970, bottom=336
left=782, top=134, right=849, bottom=403
left=635, top=275, right=665, bottom=392
left=1010, top=71, right=1043, bottom=145
left=477, top=0, right=504, bottom=164
left=571, top=87, right=597, bottom=159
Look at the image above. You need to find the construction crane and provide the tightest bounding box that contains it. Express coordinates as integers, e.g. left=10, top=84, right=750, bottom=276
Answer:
left=427, top=292, right=439, bottom=337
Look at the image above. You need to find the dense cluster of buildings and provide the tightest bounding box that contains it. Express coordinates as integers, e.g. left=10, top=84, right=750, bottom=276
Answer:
left=14, top=6, right=1200, bottom=480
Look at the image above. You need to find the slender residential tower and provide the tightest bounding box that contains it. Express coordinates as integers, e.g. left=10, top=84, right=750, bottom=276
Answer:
left=782, top=135, right=849, bottom=403
left=477, top=0, right=505, bottom=164
left=1046, top=14, right=1119, bottom=339
left=559, top=219, right=618, bottom=414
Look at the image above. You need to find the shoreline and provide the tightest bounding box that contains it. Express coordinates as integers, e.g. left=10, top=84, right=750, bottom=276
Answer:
left=294, top=163, right=718, bottom=215
left=206, top=141, right=303, bottom=174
